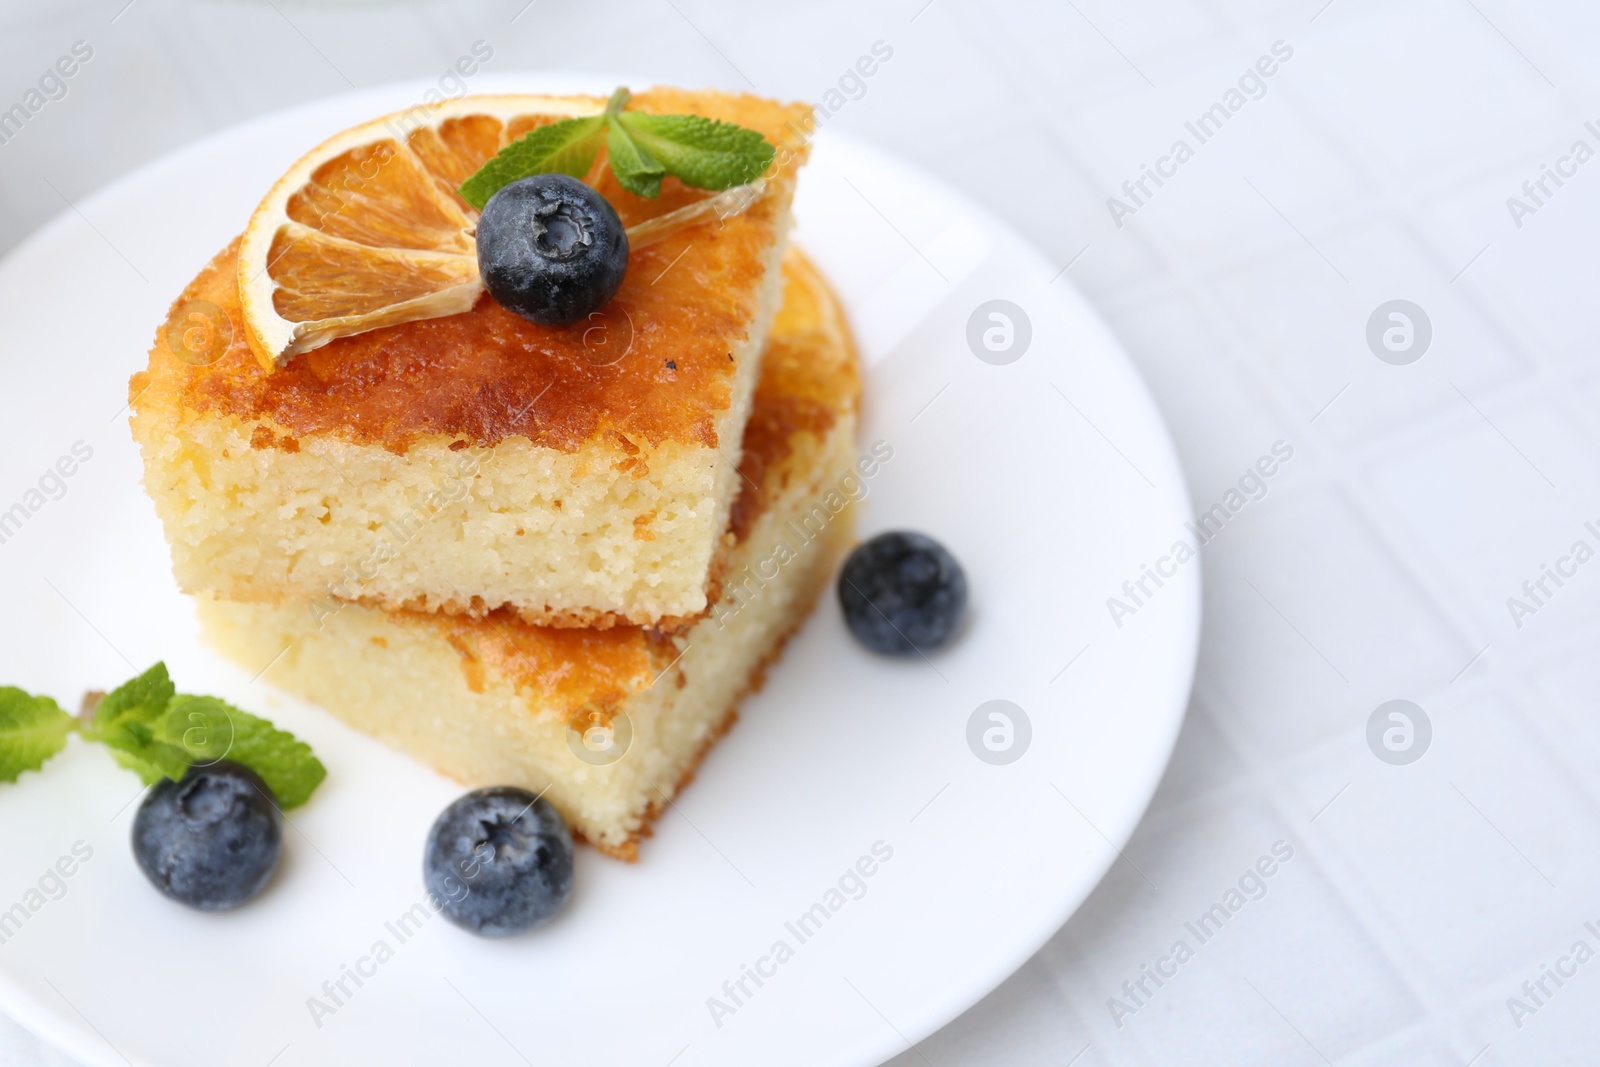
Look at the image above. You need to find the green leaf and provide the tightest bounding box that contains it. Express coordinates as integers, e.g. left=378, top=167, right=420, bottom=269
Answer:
left=0, top=688, right=75, bottom=783
left=613, top=111, right=775, bottom=191
left=91, top=663, right=188, bottom=784
left=605, top=119, right=665, bottom=199
left=457, top=114, right=607, bottom=210
left=159, top=695, right=326, bottom=809
left=92, top=662, right=174, bottom=734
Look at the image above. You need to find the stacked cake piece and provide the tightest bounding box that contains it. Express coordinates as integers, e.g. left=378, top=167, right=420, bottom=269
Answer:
left=129, top=91, right=858, bottom=858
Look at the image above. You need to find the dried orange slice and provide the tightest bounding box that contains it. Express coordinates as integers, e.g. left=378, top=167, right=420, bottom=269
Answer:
left=238, top=95, right=610, bottom=371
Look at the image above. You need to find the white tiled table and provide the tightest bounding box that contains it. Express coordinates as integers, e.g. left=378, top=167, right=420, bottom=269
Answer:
left=4, top=1, right=1598, bottom=1064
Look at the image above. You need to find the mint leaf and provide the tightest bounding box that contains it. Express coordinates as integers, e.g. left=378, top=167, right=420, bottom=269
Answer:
left=458, top=114, right=607, bottom=210
left=92, top=663, right=189, bottom=784
left=612, top=111, right=775, bottom=191
left=0, top=664, right=328, bottom=808
left=0, top=688, right=74, bottom=783
left=79, top=663, right=326, bottom=808
left=457, top=87, right=776, bottom=202
left=605, top=119, right=665, bottom=199
left=161, top=695, right=325, bottom=809
left=93, top=661, right=174, bottom=731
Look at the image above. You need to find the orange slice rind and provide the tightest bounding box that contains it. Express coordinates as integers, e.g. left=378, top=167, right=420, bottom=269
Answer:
left=238, top=95, right=605, bottom=371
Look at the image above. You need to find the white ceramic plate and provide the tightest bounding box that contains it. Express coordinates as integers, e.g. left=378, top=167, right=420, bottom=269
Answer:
left=0, top=76, right=1198, bottom=1067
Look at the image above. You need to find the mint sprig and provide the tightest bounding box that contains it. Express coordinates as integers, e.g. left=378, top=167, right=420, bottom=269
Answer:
left=2, top=662, right=326, bottom=809
left=457, top=86, right=775, bottom=209
left=90, top=662, right=190, bottom=783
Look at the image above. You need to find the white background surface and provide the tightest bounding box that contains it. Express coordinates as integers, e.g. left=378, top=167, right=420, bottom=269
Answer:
left=2, top=1, right=1598, bottom=1065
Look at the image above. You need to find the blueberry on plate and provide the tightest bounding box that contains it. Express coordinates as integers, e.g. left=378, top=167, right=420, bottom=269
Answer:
left=476, top=174, right=629, bottom=326
left=838, top=531, right=969, bottom=656
left=424, top=786, right=574, bottom=937
left=131, top=760, right=282, bottom=911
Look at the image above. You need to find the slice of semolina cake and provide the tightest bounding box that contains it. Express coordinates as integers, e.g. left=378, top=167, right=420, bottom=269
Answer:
left=132, top=89, right=813, bottom=630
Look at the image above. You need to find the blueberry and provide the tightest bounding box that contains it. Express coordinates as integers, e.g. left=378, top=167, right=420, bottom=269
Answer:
left=476, top=174, right=628, bottom=326
left=424, top=786, right=573, bottom=937
left=131, top=761, right=282, bottom=911
left=838, top=531, right=968, bottom=656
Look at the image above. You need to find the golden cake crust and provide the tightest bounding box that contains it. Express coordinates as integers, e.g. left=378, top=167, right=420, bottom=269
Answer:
left=130, top=90, right=814, bottom=455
